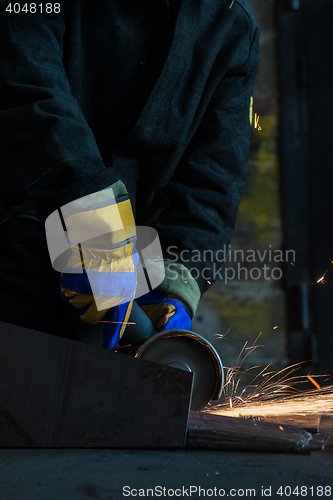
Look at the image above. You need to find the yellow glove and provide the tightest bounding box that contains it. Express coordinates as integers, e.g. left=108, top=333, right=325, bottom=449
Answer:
left=59, top=186, right=138, bottom=347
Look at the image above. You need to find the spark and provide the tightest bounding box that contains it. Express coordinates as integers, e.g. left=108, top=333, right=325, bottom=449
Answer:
left=207, top=385, right=333, bottom=418
left=214, top=325, right=232, bottom=340
left=204, top=334, right=333, bottom=418
left=314, top=267, right=329, bottom=284
left=291, top=262, right=295, bottom=266
left=254, top=113, right=259, bottom=128
left=279, top=426, right=284, bottom=431
left=253, top=113, right=262, bottom=131
left=98, top=321, right=136, bottom=325
left=112, top=343, right=132, bottom=352
left=207, top=281, right=212, bottom=285
left=273, top=326, right=278, bottom=330
left=311, top=260, right=333, bottom=284
left=307, top=375, right=321, bottom=389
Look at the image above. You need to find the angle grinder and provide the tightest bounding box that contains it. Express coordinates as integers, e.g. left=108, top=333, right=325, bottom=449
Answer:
left=118, top=301, right=224, bottom=411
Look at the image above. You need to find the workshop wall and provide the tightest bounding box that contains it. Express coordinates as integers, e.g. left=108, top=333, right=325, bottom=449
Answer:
left=192, top=0, right=288, bottom=372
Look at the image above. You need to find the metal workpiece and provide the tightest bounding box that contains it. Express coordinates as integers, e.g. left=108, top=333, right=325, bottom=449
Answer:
left=0, top=321, right=192, bottom=448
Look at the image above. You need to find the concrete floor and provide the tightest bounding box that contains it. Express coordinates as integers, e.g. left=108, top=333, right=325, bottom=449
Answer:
left=1, top=447, right=332, bottom=500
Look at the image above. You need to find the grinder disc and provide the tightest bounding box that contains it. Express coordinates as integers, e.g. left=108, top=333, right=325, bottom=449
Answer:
left=135, top=330, right=224, bottom=411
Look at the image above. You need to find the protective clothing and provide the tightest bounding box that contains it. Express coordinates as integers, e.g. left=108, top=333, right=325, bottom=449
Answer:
left=136, top=290, right=192, bottom=332
left=57, top=185, right=138, bottom=348
left=0, top=0, right=259, bottom=335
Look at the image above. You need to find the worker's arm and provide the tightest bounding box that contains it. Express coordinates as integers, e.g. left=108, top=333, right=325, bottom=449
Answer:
left=53, top=186, right=138, bottom=349
left=0, top=6, right=139, bottom=347
left=152, top=23, right=260, bottom=319
left=0, top=3, right=120, bottom=219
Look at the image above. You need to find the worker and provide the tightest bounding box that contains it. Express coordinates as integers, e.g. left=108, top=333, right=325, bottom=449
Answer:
left=0, top=0, right=259, bottom=348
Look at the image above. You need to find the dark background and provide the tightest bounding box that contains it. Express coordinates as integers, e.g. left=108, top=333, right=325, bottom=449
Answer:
left=279, top=0, right=333, bottom=376
left=192, top=0, right=333, bottom=385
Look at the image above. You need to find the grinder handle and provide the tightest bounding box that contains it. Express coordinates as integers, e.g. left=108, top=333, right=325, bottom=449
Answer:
left=118, top=300, right=159, bottom=346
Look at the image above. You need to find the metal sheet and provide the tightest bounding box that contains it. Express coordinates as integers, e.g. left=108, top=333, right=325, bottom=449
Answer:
left=0, top=321, right=193, bottom=448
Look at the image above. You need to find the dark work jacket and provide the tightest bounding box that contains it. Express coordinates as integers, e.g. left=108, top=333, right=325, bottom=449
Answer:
left=0, top=0, right=259, bottom=295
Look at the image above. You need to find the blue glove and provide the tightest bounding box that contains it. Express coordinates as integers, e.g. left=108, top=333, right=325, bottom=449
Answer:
left=61, top=244, right=139, bottom=349
left=58, top=187, right=138, bottom=349
left=136, top=290, right=192, bottom=331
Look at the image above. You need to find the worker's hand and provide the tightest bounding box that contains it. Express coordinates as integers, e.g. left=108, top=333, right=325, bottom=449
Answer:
left=59, top=185, right=138, bottom=349
left=135, top=290, right=192, bottom=332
